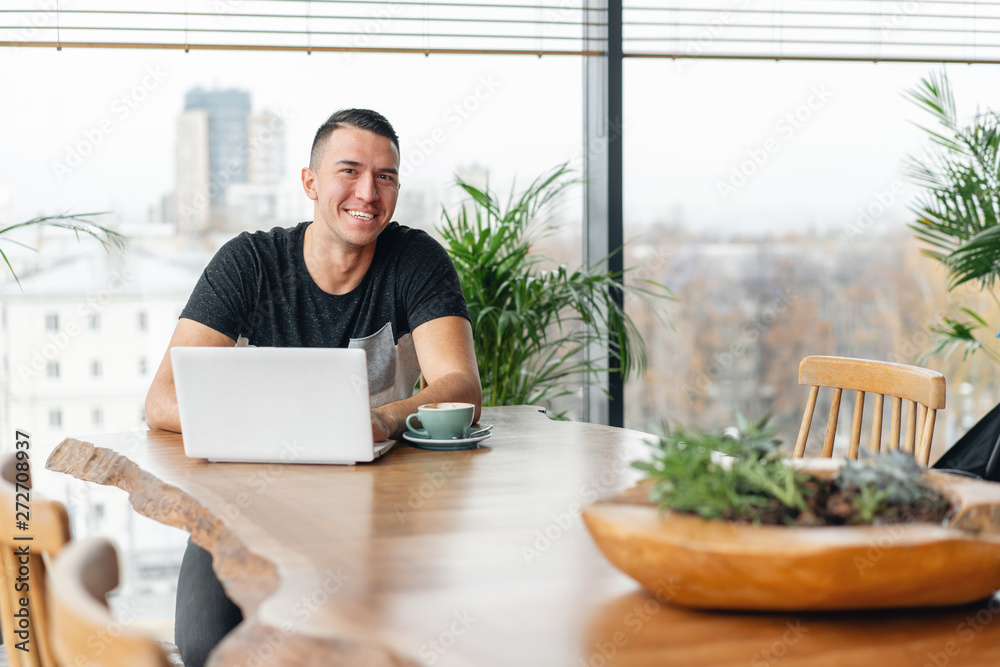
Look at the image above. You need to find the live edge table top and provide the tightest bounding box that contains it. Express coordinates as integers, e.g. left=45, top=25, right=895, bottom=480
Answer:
left=46, top=405, right=1000, bottom=667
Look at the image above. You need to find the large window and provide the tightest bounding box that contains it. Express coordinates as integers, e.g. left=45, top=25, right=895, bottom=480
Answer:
left=622, top=58, right=1000, bottom=462
left=1, top=45, right=583, bottom=623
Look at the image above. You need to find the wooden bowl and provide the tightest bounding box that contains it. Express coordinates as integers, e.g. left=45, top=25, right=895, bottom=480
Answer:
left=581, top=466, right=1000, bottom=611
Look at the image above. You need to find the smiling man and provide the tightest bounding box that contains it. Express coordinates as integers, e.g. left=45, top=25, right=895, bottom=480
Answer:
left=144, top=108, right=481, bottom=666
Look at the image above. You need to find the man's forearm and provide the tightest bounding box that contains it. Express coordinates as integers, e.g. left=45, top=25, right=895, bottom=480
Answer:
left=373, top=371, right=483, bottom=439
left=145, top=379, right=182, bottom=433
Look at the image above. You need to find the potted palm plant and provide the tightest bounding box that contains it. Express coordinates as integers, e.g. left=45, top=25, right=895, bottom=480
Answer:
left=906, top=70, right=1000, bottom=364
left=436, top=164, right=671, bottom=415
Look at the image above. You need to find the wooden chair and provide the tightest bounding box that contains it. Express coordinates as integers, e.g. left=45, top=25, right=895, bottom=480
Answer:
left=793, top=356, right=946, bottom=466
left=48, top=537, right=171, bottom=667
left=0, top=453, right=71, bottom=667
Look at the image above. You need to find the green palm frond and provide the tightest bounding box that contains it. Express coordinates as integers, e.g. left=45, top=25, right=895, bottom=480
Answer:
left=0, top=212, right=124, bottom=289
left=917, top=308, right=1000, bottom=365
left=437, top=164, right=673, bottom=410
left=905, top=70, right=1000, bottom=365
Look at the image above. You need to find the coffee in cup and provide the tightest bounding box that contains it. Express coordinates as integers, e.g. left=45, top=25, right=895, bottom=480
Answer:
left=406, top=402, right=475, bottom=439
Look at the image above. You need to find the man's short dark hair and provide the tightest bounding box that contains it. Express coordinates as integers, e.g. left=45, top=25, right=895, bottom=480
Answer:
left=309, top=108, right=399, bottom=170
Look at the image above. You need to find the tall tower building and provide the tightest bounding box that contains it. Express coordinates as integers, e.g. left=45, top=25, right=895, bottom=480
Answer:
left=174, top=110, right=210, bottom=234
left=247, top=111, right=286, bottom=186
left=184, top=88, right=251, bottom=205
left=173, top=89, right=294, bottom=235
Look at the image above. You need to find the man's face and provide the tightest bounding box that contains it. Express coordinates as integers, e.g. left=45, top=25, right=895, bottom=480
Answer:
left=302, top=125, right=400, bottom=252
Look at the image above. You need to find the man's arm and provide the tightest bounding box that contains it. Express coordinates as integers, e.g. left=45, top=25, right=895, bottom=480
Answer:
left=145, top=318, right=236, bottom=432
left=370, top=316, right=482, bottom=440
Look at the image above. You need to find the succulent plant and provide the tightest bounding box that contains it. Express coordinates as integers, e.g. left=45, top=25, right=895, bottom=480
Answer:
left=633, top=414, right=812, bottom=524
left=634, top=415, right=952, bottom=526
left=836, top=450, right=950, bottom=524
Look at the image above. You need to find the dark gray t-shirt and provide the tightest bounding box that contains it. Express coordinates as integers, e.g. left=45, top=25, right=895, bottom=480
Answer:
left=180, top=220, right=469, bottom=406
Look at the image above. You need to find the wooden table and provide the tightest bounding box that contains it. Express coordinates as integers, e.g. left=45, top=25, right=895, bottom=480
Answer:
left=47, top=406, right=1000, bottom=666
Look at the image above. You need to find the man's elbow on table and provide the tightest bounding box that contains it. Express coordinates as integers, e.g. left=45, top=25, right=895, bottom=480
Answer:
left=427, top=369, right=483, bottom=422
left=144, top=318, right=235, bottom=433
left=459, top=372, right=484, bottom=423
left=145, top=376, right=182, bottom=433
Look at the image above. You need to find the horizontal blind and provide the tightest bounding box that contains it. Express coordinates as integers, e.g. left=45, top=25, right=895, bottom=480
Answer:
left=0, top=0, right=601, bottom=56
left=624, top=1, right=1000, bottom=63
left=7, top=2, right=1000, bottom=62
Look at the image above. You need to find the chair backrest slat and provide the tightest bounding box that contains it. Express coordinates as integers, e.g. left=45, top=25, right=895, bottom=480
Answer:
left=870, top=393, right=885, bottom=455
left=905, top=400, right=918, bottom=453
left=823, top=387, right=843, bottom=458
left=793, top=386, right=820, bottom=458
left=848, top=390, right=865, bottom=459
left=913, top=403, right=927, bottom=451
left=890, top=396, right=903, bottom=451
left=0, top=454, right=70, bottom=667
left=919, top=409, right=939, bottom=465
left=795, top=356, right=946, bottom=466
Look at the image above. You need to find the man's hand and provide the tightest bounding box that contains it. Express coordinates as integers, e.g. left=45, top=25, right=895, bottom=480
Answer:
left=371, top=406, right=397, bottom=442
left=368, top=316, right=482, bottom=440
left=145, top=318, right=235, bottom=432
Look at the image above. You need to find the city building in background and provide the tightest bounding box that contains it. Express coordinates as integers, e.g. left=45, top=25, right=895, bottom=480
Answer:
left=173, top=88, right=306, bottom=236
left=0, top=231, right=205, bottom=620
left=183, top=88, right=250, bottom=207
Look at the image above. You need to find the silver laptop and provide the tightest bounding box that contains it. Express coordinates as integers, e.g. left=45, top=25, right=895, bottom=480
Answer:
left=171, top=347, right=395, bottom=464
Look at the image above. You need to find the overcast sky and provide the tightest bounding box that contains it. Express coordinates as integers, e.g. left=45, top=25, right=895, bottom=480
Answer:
left=2, top=41, right=999, bottom=237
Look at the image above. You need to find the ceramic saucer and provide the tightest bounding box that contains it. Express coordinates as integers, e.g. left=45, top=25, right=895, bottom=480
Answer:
left=402, top=430, right=492, bottom=451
